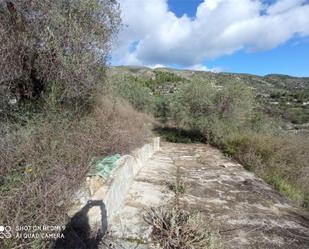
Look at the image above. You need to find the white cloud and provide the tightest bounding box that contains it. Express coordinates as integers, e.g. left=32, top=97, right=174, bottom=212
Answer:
left=187, top=64, right=222, bottom=73
left=112, top=0, right=309, bottom=69
left=267, top=0, right=307, bottom=15
left=149, top=64, right=165, bottom=69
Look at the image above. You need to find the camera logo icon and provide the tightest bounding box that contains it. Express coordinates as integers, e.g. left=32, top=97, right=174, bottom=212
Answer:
left=0, top=225, right=12, bottom=239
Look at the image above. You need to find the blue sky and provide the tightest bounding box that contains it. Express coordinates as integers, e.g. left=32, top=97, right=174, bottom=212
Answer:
left=113, top=0, right=309, bottom=76
left=167, top=0, right=309, bottom=76
left=168, top=0, right=204, bottom=17
left=206, top=37, right=309, bottom=76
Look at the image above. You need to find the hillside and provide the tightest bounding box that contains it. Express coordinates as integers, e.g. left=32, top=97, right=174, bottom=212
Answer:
left=109, top=65, right=309, bottom=211
left=109, top=66, right=309, bottom=127
left=110, top=66, right=309, bottom=91
left=1, top=0, right=309, bottom=248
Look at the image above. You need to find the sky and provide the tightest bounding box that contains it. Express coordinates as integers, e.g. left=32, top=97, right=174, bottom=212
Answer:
left=111, top=0, right=309, bottom=76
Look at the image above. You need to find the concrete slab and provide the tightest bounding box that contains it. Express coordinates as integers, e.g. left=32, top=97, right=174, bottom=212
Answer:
left=104, top=142, right=309, bottom=249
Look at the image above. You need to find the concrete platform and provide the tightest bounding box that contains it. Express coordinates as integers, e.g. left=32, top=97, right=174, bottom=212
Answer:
left=102, top=142, right=309, bottom=249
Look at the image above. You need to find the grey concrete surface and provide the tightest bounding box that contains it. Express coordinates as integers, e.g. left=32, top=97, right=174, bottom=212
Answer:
left=102, top=142, right=309, bottom=249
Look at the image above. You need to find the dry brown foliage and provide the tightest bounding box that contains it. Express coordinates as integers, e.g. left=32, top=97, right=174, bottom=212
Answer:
left=226, top=131, right=309, bottom=207
left=0, top=97, right=152, bottom=248
left=145, top=207, right=218, bottom=249
left=0, top=0, right=121, bottom=118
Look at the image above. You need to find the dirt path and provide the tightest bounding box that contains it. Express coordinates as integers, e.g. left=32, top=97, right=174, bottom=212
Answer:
left=101, top=142, right=309, bottom=249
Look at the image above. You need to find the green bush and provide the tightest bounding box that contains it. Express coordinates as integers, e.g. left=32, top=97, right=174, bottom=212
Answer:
left=285, top=107, right=309, bottom=124
left=112, top=71, right=309, bottom=208
left=170, top=80, right=255, bottom=143
left=265, top=175, right=303, bottom=203
left=153, top=126, right=205, bottom=143
left=223, top=132, right=309, bottom=206
left=113, top=76, right=156, bottom=112
left=165, top=78, right=309, bottom=208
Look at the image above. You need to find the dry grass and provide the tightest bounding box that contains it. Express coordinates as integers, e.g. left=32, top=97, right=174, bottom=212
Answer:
left=0, top=97, right=152, bottom=248
left=224, top=132, right=309, bottom=207
left=145, top=207, right=219, bottom=249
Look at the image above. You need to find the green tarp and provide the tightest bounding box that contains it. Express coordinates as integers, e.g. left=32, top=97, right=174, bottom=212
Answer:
left=88, top=154, right=121, bottom=180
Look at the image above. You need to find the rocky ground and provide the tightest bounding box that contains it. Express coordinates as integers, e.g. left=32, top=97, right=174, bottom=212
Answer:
left=99, top=142, right=309, bottom=249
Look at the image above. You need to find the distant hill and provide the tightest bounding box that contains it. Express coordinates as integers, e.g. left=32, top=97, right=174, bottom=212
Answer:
left=109, top=66, right=309, bottom=126
left=109, top=66, right=309, bottom=91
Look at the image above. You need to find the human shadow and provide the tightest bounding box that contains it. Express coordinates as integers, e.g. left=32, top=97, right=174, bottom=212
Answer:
left=53, top=200, right=107, bottom=249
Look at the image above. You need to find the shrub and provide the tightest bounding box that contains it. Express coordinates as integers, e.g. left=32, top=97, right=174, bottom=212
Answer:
left=166, top=78, right=309, bottom=208
left=153, top=71, right=183, bottom=83
left=145, top=207, right=218, bottom=249
left=152, top=96, right=171, bottom=120
left=112, top=76, right=156, bottom=112
left=223, top=132, right=309, bottom=206
left=170, top=80, right=255, bottom=143
left=0, top=97, right=151, bottom=248
left=0, top=0, right=120, bottom=118
left=153, top=126, right=205, bottom=144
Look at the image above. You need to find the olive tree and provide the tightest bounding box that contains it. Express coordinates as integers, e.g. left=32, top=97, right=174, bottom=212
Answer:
left=170, top=80, right=255, bottom=143
left=0, top=0, right=120, bottom=115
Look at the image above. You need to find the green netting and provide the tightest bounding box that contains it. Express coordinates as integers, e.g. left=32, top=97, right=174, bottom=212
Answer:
left=88, top=154, right=121, bottom=180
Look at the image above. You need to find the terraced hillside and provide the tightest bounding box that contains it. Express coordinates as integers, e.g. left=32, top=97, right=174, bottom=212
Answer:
left=109, top=66, right=309, bottom=127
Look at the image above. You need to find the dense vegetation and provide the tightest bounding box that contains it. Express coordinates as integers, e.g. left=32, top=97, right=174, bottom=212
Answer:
left=0, top=2, right=151, bottom=248
left=111, top=67, right=309, bottom=209
left=0, top=0, right=121, bottom=116
left=1, top=1, right=308, bottom=247
left=261, top=90, right=309, bottom=125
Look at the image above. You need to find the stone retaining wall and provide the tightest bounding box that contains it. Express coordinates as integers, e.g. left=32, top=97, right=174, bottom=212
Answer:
left=68, top=137, right=160, bottom=236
